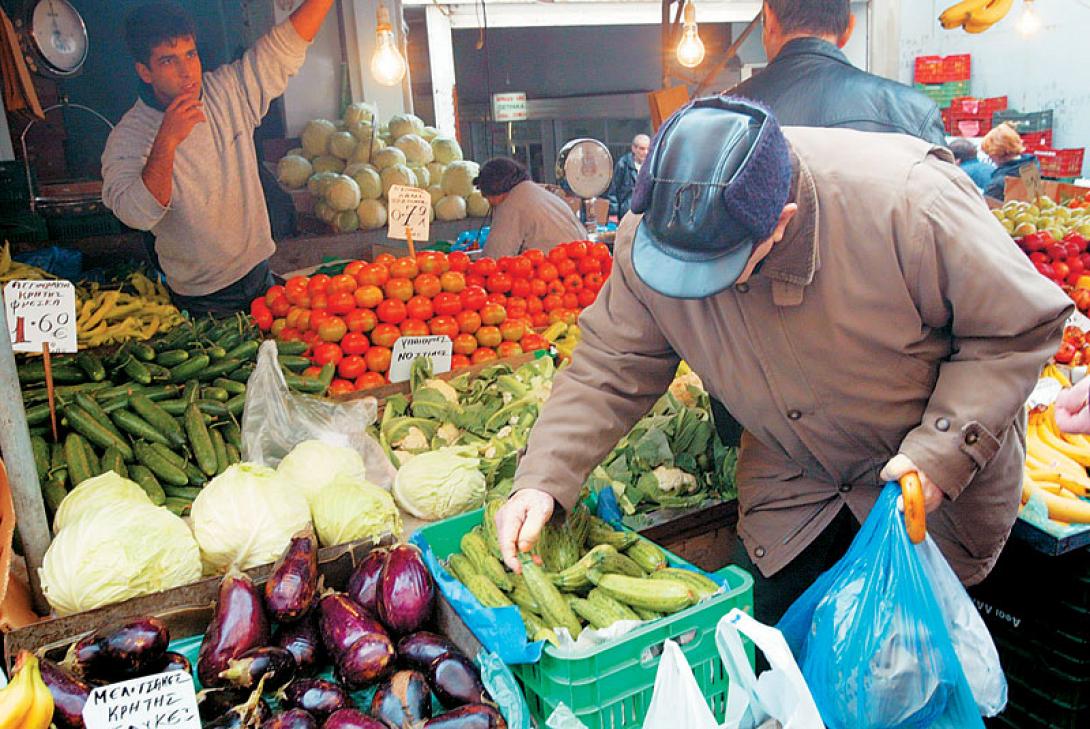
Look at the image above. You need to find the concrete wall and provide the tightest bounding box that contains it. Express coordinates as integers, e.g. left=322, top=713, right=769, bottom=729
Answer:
left=899, top=0, right=1090, bottom=175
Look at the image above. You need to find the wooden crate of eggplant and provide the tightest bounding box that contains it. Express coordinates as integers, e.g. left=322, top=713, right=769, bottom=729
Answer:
left=25, top=529, right=507, bottom=729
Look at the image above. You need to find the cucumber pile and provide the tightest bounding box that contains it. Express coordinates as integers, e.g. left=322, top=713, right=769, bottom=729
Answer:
left=443, top=500, right=721, bottom=645
left=19, top=315, right=336, bottom=520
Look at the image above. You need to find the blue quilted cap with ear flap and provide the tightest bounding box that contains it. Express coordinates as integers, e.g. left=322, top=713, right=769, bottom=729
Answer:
left=630, top=96, right=792, bottom=299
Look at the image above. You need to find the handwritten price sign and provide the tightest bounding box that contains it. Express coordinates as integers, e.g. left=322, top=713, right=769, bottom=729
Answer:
left=387, top=185, right=431, bottom=243
left=389, top=335, right=452, bottom=383
left=4, top=280, right=78, bottom=353
left=83, top=671, right=200, bottom=729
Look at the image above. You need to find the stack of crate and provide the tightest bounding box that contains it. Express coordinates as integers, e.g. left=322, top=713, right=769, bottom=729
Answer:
left=946, top=96, right=1008, bottom=138
left=992, top=109, right=1085, bottom=180
left=914, top=54, right=972, bottom=109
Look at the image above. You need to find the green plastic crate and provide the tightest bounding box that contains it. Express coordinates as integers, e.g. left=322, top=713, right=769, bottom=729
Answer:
left=415, top=508, right=754, bottom=729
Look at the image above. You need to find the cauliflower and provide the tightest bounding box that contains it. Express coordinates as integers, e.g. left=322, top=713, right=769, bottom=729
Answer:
left=651, top=466, right=699, bottom=494
left=394, top=426, right=431, bottom=452
left=668, top=371, right=705, bottom=408
left=436, top=422, right=461, bottom=446
left=423, top=378, right=459, bottom=404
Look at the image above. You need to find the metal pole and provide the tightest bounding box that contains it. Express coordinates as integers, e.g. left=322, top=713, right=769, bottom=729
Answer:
left=0, top=302, right=51, bottom=614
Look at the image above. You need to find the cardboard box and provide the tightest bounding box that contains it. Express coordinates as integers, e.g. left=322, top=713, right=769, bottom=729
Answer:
left=1003, top=176, right=1090, bottom=203
left=3, top=536, right=393, bottom=671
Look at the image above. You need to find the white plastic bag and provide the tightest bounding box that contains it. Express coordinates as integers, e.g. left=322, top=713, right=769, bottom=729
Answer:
left=718, top=608, right=824, bottom=729
left=242, top=341, right=397, bottom=489
left=643, top=639, right=718, bottom=729
left=917, top=537, right=1007, bottom=717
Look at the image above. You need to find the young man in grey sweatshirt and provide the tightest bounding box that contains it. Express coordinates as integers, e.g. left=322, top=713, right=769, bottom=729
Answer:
left=101, top=0, right=336, bottom=315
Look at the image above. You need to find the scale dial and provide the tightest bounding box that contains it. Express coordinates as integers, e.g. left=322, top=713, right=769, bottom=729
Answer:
left=26, top=0, right=88, bottom=77
left=556, top=139, right=614, bottom=199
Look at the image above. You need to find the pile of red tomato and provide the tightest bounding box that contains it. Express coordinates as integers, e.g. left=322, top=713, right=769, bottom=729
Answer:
left=250, top=241, right=613, bottom=395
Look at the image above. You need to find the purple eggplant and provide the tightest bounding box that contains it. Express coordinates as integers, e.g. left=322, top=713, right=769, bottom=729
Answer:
left=275, top=611, right=326, bottom=675
left=370, top=670, right=432, bottom=729
left=377, top=545, right=435, bottom=635
left=422, top=705, right=507, bottom=729
left=346, top=549, right=388, bottom=614
left=62, top=617, right=170, bottom=681
left=219, top=646, right=297, bottom=691
left=397, top=632, right=458, bottom=672
left=265, top=526, right=320, bottom=623
left=262, top=709, right=319, bottom=729
left=39, top=657, right=91, bottom=729
left=159, top=651, right=192, bottom=674
left=318, top=593, right=389, bottom=657
left=337, top=632, right=396, bottom=688
left=281, top=678, right=350, bottom=721
left=198, top=569, right=270, bottom=687
left=207, top=697, right=272, bottom=729
left=323, top=709, right=387, bottom=729
left=198, top=687, right=251, bottom=723
left=429, top=653, right=488, bottom=709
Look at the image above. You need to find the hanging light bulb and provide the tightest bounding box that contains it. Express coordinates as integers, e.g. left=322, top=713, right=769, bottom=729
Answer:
left=1016, top=0, right=1042, bottom=36
left=676, top=0, right=706, bottom=68
left=371, top=3, right=406, bottom=86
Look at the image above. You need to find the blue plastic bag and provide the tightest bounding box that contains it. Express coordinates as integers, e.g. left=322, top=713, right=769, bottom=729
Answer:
left=777, top=484, right=984, bottom=729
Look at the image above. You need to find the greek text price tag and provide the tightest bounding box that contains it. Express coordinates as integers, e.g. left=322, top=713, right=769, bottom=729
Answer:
left=4, top=280, right=77, bottom=353
left=83, top=671, right=200, bottom=729
left=389, top=335, right=452, bottom=383
left=387, top=185, right=431, bottom=243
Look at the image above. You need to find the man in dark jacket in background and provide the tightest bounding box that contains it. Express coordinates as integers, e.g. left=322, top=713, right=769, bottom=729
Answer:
left=731, top=0, right=948, bottom=146
left=607, top=134, right=650, bottom=219
left=712, top=0, right=951, bottom=449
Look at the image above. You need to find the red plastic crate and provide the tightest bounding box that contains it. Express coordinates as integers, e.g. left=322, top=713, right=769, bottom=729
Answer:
left=1022, top=130, right=1054, bottom=153
left=949, top=95, right=1007, bottom=116
left=914, top=56, right=945, bottom=84
left=950, top=116, right=991, bottom=138
left=1037, top=148, right=1086, bottom=179
left=943, top=54, right=972, bottom=81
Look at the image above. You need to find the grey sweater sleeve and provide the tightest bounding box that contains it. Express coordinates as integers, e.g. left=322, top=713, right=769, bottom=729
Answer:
left=213, top=19, right=311, bottom=129
left=101, top=125, right=169, bottom=232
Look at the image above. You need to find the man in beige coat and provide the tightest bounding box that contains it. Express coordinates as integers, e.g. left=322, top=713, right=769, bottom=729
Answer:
left=495, top=97, right=1072, bottom=622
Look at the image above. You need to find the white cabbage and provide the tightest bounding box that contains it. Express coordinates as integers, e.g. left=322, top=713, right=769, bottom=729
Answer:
left=466, top=190, right=491, bottom=217
left=410, top=165, right=430, bottom=188
left=345, top=164, right=382, bottom=200
left=53, top=471, right=152, bottom=534
left=358, top=199, right=388, bottom=230
left=314, top=200, right=337, bottom=224
left=277, top=439, right=368, bottom=505
left=343, top=101, right=378, bottom=127
left=350, top=136, right=385, bottom=165
left=435, top=195, right=467, bottom=221
left=441, top=161, right=479, bottom=197
left=311, top=155, right=346, bottom=174
left=301, top=119, right=337, bottom=157
left=308, top=170, right=339, bottom=196
left=392, top=446, right=486, bottom=520
left=40, top=502, right=202, bottom=616
left=334, top=210, right=359, bottom=233
left=381, top=163, right=417, bottom=196
left=388, top=112, right=425, bottom=140
left=324, top=174, right=362, bottom=212
left=329, top=131, right=359, bottom=160
left=372, top=146, right=407, bottom=171
left=421, top=126, right=439, bottom=141
left=428, top=185, right=445, bottom=206
left=395, top=134, right=435, bottom=165
left=277, top=155, right=313, bottom=189
left=191, top=463, right=312, bottom=573
left=310, top=477, right=401, bottom=547
left=431, top=137, right=463, bottom=165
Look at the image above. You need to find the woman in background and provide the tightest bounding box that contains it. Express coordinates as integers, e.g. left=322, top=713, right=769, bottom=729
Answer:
left=981, top=122, right=1038, bottom=201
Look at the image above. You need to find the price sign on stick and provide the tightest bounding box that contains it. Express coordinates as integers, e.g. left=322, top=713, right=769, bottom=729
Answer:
left=1020, top=162, right=1043, bottom=203
left=389, top=335, right=453, bottom=383
left=83, top=671, right=201, bottom=729
left=387, top=185, right=431, bottom=245
left=4, top=280, right=77, bottom=353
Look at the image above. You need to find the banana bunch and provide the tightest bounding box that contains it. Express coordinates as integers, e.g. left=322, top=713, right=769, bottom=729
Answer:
left=1023, top=404, right=1090, bottom=523
left=0, top=652, right=53, bottom=729
left=939, top=0, right=1014, bottom=33
left=77, top=272, right=185, bottom=348
left=542, top=321, right=581, bottom=361
left=0, top=242, right=53, bottom=284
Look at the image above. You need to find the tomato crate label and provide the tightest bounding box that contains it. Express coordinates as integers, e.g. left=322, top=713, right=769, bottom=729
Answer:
left=3, top=279, right=77, bottom=353
left=389, top=335, right=453, bottom=383
left=83, top=671, right=200, bottom=729
left=387, top=185, right=431, bottom=243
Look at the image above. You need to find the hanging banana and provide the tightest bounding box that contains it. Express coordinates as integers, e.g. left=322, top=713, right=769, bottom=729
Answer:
left=939, top=0, right=1015, bottom=33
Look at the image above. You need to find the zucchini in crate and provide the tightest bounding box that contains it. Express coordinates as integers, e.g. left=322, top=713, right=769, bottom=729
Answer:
left=521, top=553, right=582, bottom=639
left=586, top=570, right=695, bottom=614
left=460, top=529, right=512, bottom=591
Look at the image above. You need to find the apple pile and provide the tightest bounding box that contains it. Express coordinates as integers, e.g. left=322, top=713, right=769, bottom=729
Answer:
left=250, top=241, right=612, bottom=395
left=1018, top=229, right=1090, bottom=308
left=1054, top=325, right=1090, bottom=366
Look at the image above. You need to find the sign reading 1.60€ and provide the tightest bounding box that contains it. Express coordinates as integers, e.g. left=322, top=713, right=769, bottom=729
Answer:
left=3, top=280, right=78, bottom=353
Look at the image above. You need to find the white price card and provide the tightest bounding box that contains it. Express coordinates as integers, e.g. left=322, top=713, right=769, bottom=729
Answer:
left=1027, top=376, right=1064, bottom=409
left=3, top=280, right=78, bottom=353
left=387, top=185, right=431, bottom=243
left=83, top=671, right=200, bottom=729
left=389, top=335, right=453, bottom=383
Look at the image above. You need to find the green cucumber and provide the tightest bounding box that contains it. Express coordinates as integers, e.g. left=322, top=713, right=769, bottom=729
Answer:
left=164, top=497, right=193, bottom=517
left=285, top=374, right=325, bottom=394
left=278, top=355, right=311, bottom=371
left=43, top=479, right=67, bottom=515
left=196, top=358, right=242, bottom=381
left=141, top=384, right=181, bottom=402
left=100, top=395, right=131, bottom=413
left=128, top=464, right=166, bottom=505
left=129, top=393, right=186, bottom=447
left=223, top=422, right=242, bottom=450
left=30, top=435, right=49, bottom=480
left=148, top=442, right=187, bottom=470
left=100, top=446, right=128, bottom=477
left=226, top=394, right=245, bottom=417
left=130, top=342, right=156, bottom=361
left=164, top=485, right=203, bottom=500
left=228, top=364, right=255, bottom=382
left=155, top=349, right=190, bottom=367
left=185, top=403, right=217, bottom=476
left=205, top=345, right=228, bottom=361
left=225, top=340, right=259, bottom=361
left=217, top=332, right=243, bottom=352
left=201, top=386, right=229, bottom=402
left=170, top=355, right=210, bottom=383
left=111, top=409, right=170, bottom=447
left=18, top=361, right=85, bottom=384
left=64, top=433, right=94, bottom=487
left=213, top=378, right=246, bottom=396
left=277, top=340, right=308, bottom=355
left=184, top=461, right=208, bottom=485
left=194, top=400, right=229, bottom=418
left=122, top=356, right=152, bottom=385
left=184, top=378, right=201, bottom=404
left=144, top=362, right=172, bottom=381
left=133, top=441, right=188, bottom=486
left=73, top=392, right=126, bottom=441
left=49, top=442, right=67, bottom=487
left=225, top=442, right=241, bottom=465
left=25, top=402, right=51, bottom=426
left=156, top=399, right=188, bottom=416
left=210, top=427, right=228, bottom=475
left=66, top=405, right=134, bottom=460
left=75, top=352, right=106, bottom=382
left=96, top=383, right=145, bottom=401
